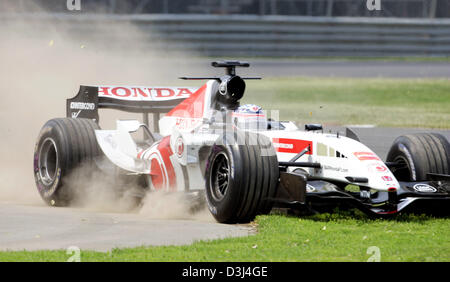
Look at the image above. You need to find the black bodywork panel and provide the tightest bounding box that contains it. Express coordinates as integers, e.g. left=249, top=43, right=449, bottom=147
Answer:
left=273, top=170, right=450, bottom=217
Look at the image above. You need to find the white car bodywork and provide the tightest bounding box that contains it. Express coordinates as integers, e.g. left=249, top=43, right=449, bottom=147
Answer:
left=94, top=79, right=400, bottom=193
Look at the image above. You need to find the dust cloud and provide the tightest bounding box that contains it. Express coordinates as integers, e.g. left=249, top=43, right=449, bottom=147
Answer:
left=0, top=2, right=211, bottom=221
left=60, top=163, right=213, bottom=221
left=139, top=190, right=213, bottom=221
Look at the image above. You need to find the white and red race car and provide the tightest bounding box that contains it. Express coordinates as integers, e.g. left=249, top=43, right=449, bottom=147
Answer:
left=34, top=61, right=450, bottom=223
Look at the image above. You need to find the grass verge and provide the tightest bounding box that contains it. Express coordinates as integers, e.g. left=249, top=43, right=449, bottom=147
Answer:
left=0, top=212, right=448, bottom=262
left=243, top=77, right=450, bottom=128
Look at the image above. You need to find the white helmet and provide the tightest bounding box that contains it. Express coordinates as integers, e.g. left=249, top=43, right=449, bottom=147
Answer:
left=232, top=104, right=267, bottom=130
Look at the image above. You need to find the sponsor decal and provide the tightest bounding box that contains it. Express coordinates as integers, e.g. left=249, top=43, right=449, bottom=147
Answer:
left=175, top=137, right=184, bottom=158
left=272, top=138, right=313, bottom=154
left=71, top=110, right=81, bottom=118
left=376, top=166, right=387, bottom=172
left=70, top=102, right=95, bottom=110
left=381, top=176, right=393, bottom=181
left=175, top=117, right=202, bottom=131
left=360, top=190, right=371, bottom=199
left=97, top=86, right=198, bottom=101
left=367, top=162, right=388, bottom=173
left=399, top=144, right=416, bottom=181
left=354, top=151, right=380, bottom=161
left=413, top=183, right=437, bottom=193
left=274, top=142, right=293, bottom=150
left=323, top=165, right=348, bottom=173
left=306, top=184, right=316, bottom=193
left=375, top=164, right=387, bottom=172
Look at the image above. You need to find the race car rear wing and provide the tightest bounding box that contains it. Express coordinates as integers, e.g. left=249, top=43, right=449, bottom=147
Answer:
left=66, top=85, right=199, bottom=130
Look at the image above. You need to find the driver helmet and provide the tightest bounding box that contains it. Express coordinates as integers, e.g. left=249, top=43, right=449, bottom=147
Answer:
left=232, top=104, right=268, bottom=130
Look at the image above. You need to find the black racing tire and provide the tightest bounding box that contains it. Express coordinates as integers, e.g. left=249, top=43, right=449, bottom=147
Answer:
left=205, top=131, right=279, bottom=223
left=386, top=133, right=450, bottom=181
left=33, top=118, right=101, bottom=206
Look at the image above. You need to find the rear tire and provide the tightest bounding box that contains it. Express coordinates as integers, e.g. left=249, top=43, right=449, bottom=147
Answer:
left=205, top=131, right=279, bottom=223
left=386, top=133, right=450, bottom=181
left=33, top=118, right=101, bottom=206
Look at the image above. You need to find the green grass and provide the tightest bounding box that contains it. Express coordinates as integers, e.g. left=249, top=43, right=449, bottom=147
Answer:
left=1, top=212, right=449, bottom=262
left=305, top=56, right=450, bottom=62
left=243, top=77, right=450, bottom=128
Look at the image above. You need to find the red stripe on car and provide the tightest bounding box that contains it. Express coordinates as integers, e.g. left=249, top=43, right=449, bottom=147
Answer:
left=156, top=136, right=177, bottom=190
left=272, top=138, right=313, bottom=154
left=353, top=152, right=380, bottom=161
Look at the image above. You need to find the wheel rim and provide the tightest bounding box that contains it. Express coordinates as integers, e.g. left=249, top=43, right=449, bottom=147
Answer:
left=394, top=156, right=412, bottom=181
left=209, top=152, right=230, bottom=201
left=38, top=138, right=58, bottom=186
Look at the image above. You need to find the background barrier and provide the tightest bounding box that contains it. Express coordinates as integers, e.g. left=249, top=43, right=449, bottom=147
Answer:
left=2, top=13, right=450, bottom=57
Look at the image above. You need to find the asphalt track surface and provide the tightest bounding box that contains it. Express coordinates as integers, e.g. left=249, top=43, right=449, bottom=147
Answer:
left=0, top=203, right=251, bottom=252
left=0, top=126, right=448, bottom=252
left=249, top=60, right=450, bottom=78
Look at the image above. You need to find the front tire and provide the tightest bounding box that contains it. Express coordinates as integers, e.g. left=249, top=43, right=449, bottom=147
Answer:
left=386, top=133, right=450, bottom=181
left=205, top=131, right=279, bottom=223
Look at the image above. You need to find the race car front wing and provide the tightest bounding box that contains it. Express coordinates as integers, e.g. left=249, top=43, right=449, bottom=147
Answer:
left=274, top=165, right=450, bottom=217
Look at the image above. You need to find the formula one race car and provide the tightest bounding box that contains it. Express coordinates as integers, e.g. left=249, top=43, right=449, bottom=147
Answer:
left=33, top=61, right=450, bottom=223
